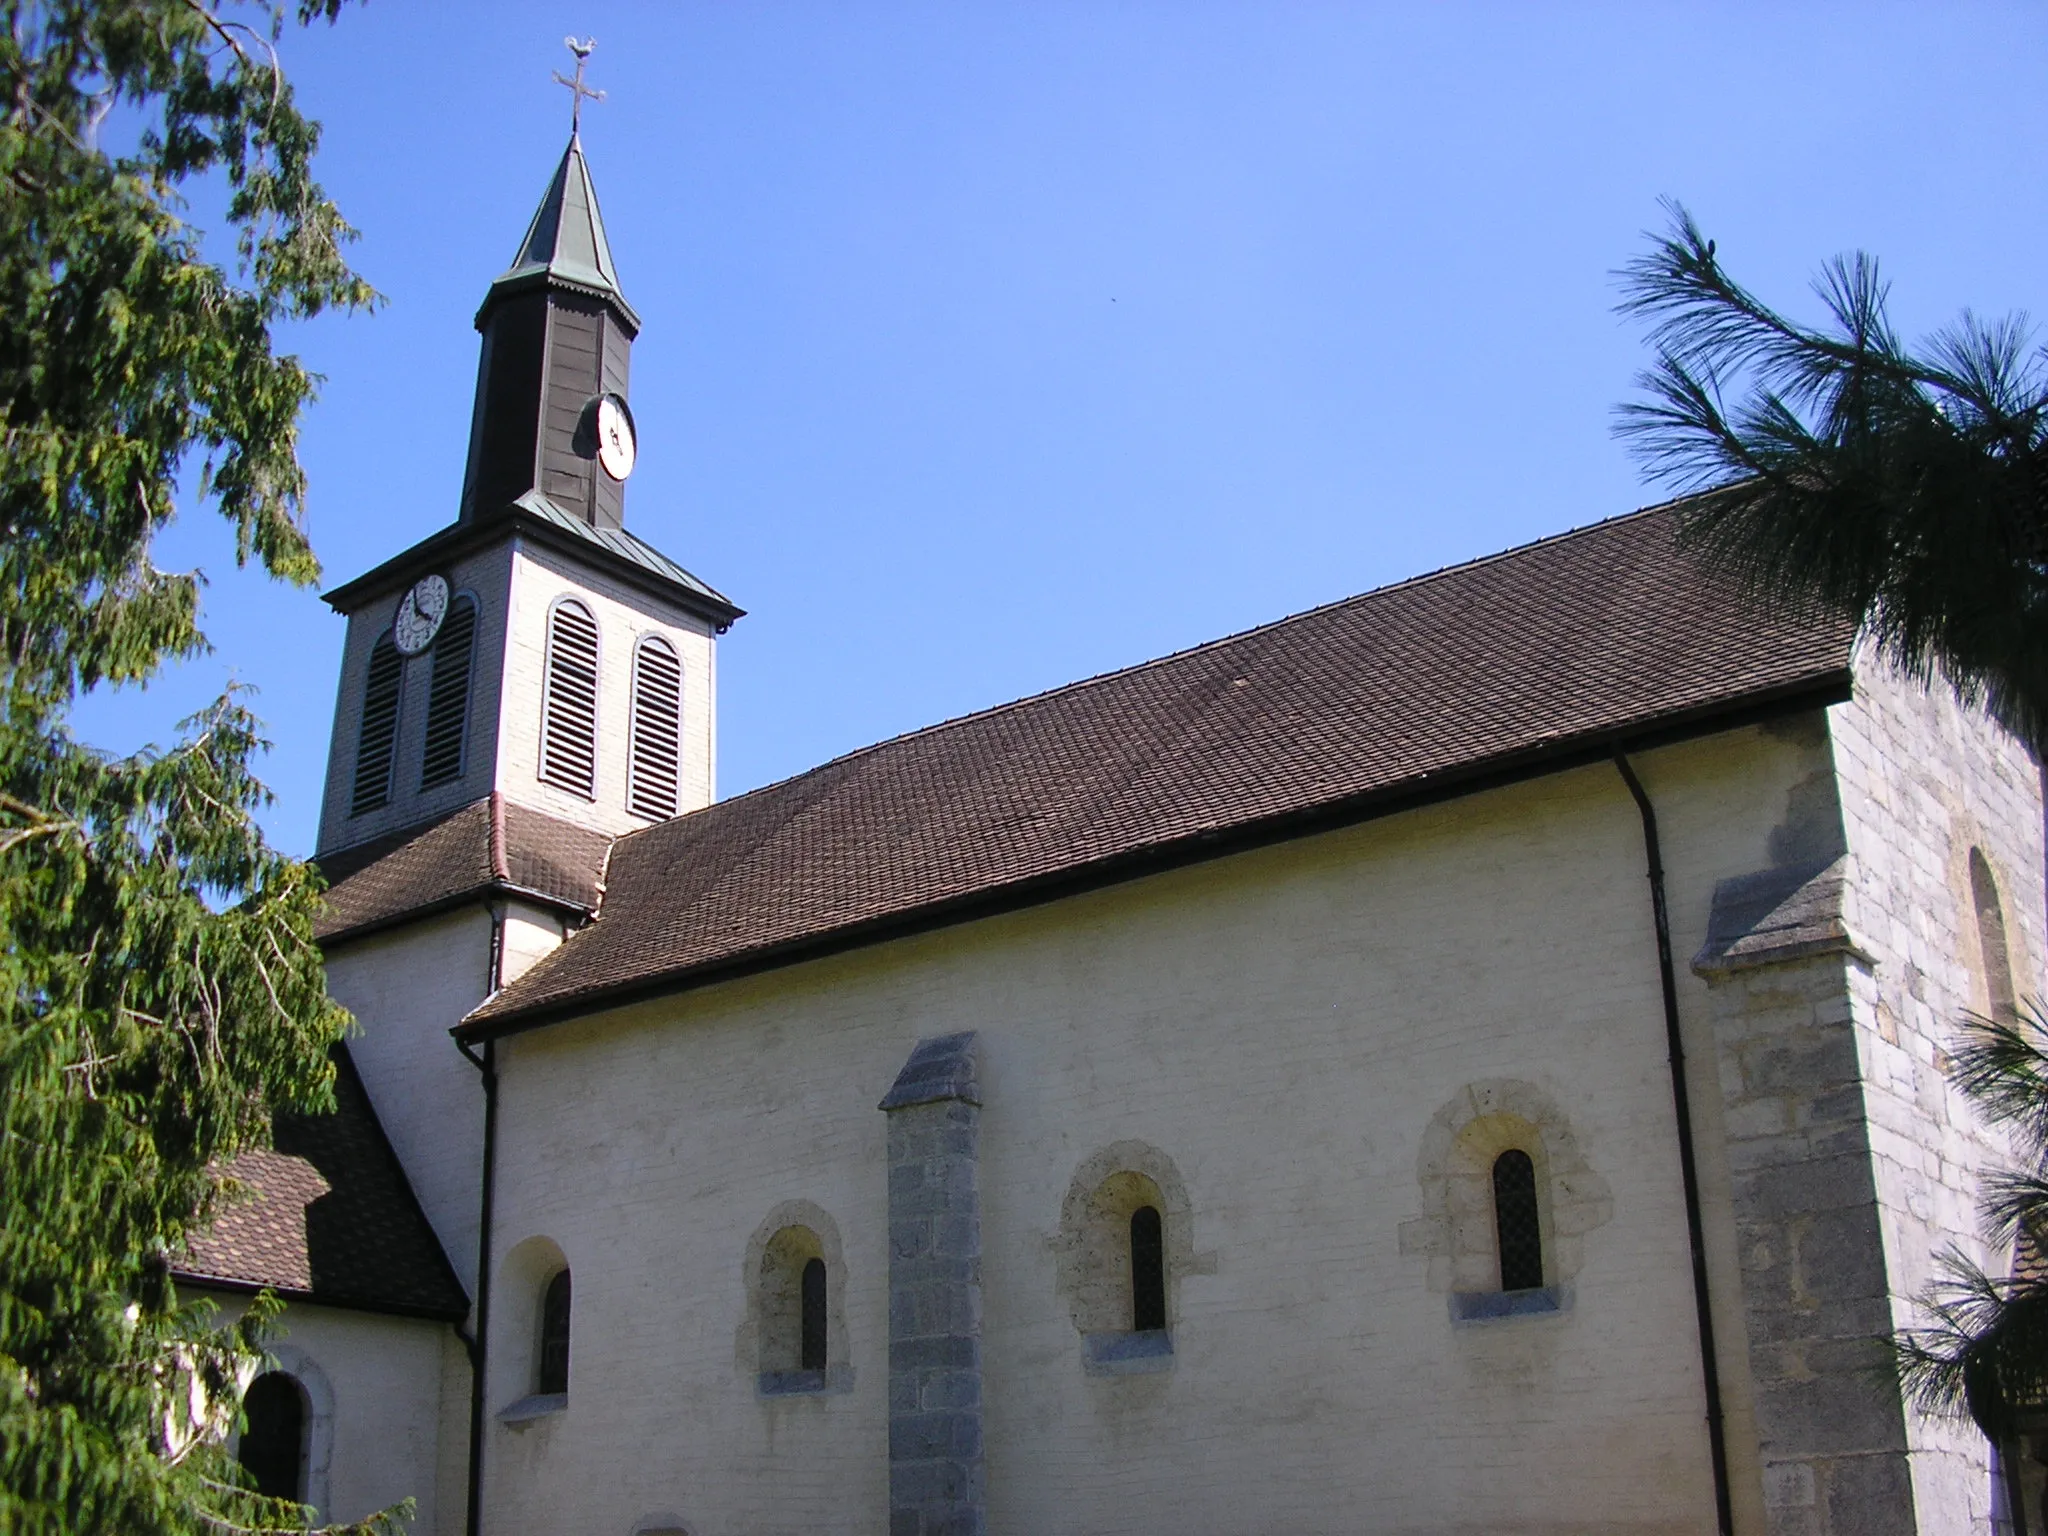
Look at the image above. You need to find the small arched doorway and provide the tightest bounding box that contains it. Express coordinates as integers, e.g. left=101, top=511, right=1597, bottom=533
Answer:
left=239, top=1370, right=308, bottom=1500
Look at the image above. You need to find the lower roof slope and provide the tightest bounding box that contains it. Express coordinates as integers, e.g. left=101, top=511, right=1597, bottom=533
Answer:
left=315, top=792, right=612, bottom=944
left=174, top=1047, right=470, bottom=1321
left=465, top=501, right=1856, bottom=1035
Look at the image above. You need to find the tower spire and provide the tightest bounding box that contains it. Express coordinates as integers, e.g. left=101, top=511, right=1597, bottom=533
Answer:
left=459, top=120, right=641, bottom=529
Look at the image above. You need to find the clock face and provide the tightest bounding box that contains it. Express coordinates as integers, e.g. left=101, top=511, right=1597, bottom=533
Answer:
left=393, top=574, right=451, bottom=656
left=595, top=393, right=636, bottom=481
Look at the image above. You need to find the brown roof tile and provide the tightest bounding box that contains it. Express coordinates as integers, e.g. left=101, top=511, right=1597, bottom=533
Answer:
left=315, top=793, right=611, bottom=942
left=464, top=503, right=1856, bottom=1034
left=175, top=1047, right=470, bottom=1321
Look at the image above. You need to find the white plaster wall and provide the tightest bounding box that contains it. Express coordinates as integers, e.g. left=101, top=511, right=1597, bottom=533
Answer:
left=498, top=540, right=718, bottom=835
left=325, top=908, right=492, bottom=1293
left=476, top=724, right=1835, bottom=1536
left=1831, top=647, right=2046, bottom=1532
left=205, top=1292, right=459, bottom=1534
left=501, top=900, right=573, bottom=987
left=317, top=541, right=516, bottom=856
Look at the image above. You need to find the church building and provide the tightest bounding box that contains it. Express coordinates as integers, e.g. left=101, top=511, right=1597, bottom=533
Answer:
left=173, top=130, right=2042, bottom=1536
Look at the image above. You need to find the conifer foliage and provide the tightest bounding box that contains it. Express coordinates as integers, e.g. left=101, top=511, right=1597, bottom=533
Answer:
left=1, top=4, right=398, bottom=1530
left=1616, top=203, right=2048, bottom=753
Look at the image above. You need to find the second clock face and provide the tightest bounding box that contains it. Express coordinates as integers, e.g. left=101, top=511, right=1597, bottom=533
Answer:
left=393, top=574, right=450, bottom=656
left=595, top=393, right=636, bottom=481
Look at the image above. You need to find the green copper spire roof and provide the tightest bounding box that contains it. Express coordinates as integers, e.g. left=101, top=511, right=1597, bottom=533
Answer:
left=480, top=134, right=640, bottom=332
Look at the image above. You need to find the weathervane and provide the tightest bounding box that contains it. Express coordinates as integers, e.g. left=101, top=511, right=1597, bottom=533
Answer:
left=553, top=36, right=605, bottom=136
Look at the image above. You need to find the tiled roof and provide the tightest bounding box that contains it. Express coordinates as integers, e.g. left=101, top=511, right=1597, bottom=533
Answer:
left=174, top=1047, right=470, bottom=1321
left=464, top=501, right=1857, bottom=1035
left=315, top=792, right=611, bottom=943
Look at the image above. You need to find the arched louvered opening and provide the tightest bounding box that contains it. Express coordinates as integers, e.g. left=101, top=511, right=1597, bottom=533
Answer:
left=238, top=1371, right=307, bottom=1500
left=800, top=1257, right=828, bottom=1372
left=349, top=634, right=403, bottom=816
left=538, top=1268, right=572, bottom=1396
left=1130, top=1204, right=1167, bottom=1332
left=1492, top=1149, right=1543, bottom=1292
left=419, top=595, right=478, bottom=790
left=539, top=598, right=600, bottom=796
left=1972, top=848, right=2019, bottom=1022
left=628, top=634, right=683, bottom=820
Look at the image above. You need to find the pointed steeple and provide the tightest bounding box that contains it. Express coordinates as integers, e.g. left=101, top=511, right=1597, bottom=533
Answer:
left=480, top=134, right=640, bottom=334
left=460, top=136, right=639, bottom=530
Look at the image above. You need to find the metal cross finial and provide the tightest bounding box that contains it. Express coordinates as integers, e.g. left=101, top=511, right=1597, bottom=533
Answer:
left=553, top=36, right=605, bottom=136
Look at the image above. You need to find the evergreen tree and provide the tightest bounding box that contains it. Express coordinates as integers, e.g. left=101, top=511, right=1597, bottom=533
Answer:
left=1616, top=203, right=2048, bottom=752
left=0, top=4, right=399, bottom=1530
left=1617, top=207, right=2048, bottom=1501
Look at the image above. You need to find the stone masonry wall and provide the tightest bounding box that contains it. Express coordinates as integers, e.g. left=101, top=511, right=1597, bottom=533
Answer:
left=1831, top=647, right=2046, bottom=1532
left=882, top=1034, right=986, bottom=1536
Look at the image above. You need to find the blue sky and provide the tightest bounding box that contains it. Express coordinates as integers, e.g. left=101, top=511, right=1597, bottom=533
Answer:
left=72, top=3, right=2048, bottom=856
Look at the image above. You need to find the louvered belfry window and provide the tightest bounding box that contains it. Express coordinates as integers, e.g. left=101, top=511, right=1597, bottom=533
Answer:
left=349, top=634, right=403, bottom=815
left=539, top=598, right=600, bottom=796
left=628, top=634, right=683, bottom=820
left=419, top=596, right=478, bottom=790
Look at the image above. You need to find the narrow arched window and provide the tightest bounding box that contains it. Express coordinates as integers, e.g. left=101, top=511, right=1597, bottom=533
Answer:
left=1972, top=848, right=2019, bottom=1022
left=800, top=1257, right=827, bottom=1371
left=539, top=599, right=600, bottom=796
left=238, top=1371, right=307, bottom=1500
left=628, top=634, right=683, bottom=820
left=419, top=595, right=478, bottom=789
left=349, top=634, right=403, bottom=815
left=538, top=1268, right=572, bottom=1395
left=1493, top=1149, right=1543, bottom=1292
left=1130, top=1205, right=1166, bottom=1332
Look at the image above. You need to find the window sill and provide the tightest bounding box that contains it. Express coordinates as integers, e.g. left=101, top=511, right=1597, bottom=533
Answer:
left=1082, top=1329, right=1174, bottom=1376
left=1450, top=1285, right=1567, bottom=1324
left=757, top=1365, right=853, bottom=1397
left=497, top=1392, right=567, bottom=1426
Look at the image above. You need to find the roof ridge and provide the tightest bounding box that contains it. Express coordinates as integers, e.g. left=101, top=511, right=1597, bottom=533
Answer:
left=610, top=497, right=1689, bottom=848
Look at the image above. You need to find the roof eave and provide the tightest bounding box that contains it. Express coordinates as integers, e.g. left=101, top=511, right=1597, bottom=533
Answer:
left=316, top=877, right=596, bottom=952
left=321, top=510, right=744, bottom=629
left=455, top=666, right=1854, bottom=1044
left=171, top=1268, right=471, bottom=1325
left=474, top=266, right=642, bottom=336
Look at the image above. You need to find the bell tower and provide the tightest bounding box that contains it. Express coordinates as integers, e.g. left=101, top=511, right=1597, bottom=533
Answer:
left=313, top=126, right=740, bottom=861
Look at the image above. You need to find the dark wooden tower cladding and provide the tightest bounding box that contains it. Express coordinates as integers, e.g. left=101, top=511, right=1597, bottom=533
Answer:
left=460, top=134, right=641, bottom=531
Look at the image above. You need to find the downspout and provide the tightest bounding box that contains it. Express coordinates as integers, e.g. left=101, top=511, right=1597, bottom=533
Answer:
left=1614, top=750, right=1735, bottom=1536
left=456, top=876, right=509, bottom=1536
left=456, top=1030, right=498, bottom=1536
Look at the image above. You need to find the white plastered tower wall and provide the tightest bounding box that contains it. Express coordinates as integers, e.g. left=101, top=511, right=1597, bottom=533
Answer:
left=497, top=538, right=718, bottom=830
left=1830, top=644, right=2045, bottom=1531
left=323, top=908, right=493, bottom=1294
left=315, top=540, right=516, bottom=856
left=473, top=720, right=1861, bottom=1536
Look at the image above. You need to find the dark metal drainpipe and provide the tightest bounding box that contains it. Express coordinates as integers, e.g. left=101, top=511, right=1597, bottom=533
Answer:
left=456, top=899, right=506, bottom=1536
left=456, top=1033, right=497, bottom=1536
left=1614, top=751, right=1735, bottom=1536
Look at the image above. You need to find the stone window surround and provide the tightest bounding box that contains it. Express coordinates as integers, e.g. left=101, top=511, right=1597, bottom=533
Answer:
left=740, top=1199, right=854, bottom=1396
left=1055, top=1140, right=1211, bottom=1375
left=1399, top=1079, right=1612, bottom=1325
